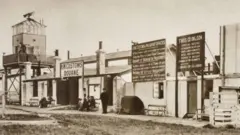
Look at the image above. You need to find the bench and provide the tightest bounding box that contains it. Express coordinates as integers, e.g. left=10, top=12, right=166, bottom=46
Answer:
left=145, top=104, right=167, bottom=116
left=195, top=108, right=209, bottom=121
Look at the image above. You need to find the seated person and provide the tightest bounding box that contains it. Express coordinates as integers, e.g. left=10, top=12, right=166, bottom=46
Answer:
left=77, top=98, right=83, bottom=111
left=79, top=94, right=89, bottom=111
left=39, top=97, right=48, bottom=108
left=47, top=96, right=55, bottom=104
left=89, top=96, right=96, bottom=110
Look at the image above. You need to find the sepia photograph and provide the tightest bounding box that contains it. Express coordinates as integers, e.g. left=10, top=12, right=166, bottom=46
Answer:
left=1, top=0, right=240, bottom=134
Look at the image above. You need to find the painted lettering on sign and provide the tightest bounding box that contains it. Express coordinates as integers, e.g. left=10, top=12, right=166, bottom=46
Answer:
left=60, top=61, right=84, bottom=78
left=132, top=39, right=166, bottom=82
left=177, top=32, right=205, bottom=72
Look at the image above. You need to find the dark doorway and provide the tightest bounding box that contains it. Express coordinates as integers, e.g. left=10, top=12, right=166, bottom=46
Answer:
left=187, top=81, right=197, bottom=114
left=104, top=75, right=114, bottom=105
left=68, top=77, right=79, bottom=105
left=57, top=80, right=69, bottom=105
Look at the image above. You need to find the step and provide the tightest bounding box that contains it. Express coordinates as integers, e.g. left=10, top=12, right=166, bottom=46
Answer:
left=214, top=117, right=232, bottom=121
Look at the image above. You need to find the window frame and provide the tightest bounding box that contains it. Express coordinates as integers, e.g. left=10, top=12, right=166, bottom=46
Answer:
left=153, top=82, right=164, bottom=99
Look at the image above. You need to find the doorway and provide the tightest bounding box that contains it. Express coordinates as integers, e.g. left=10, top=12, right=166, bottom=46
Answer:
left=187, top=81, right=197, bottom=114
left=88, top=84, right=101, bottom=99
left=68, top=78, right=79, bottom=105
left=57, top=80, right=69, bottom=105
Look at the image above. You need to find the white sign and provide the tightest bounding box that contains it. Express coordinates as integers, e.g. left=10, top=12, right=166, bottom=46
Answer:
left=60, top=61, right=84, bottom=78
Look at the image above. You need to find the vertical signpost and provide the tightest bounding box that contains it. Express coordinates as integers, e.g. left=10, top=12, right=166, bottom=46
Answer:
left=132, top=39, right=166, bottom=83
left=176, top=32, right=205, bottom=117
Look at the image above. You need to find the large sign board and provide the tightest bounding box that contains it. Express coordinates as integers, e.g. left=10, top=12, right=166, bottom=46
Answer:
left=60, top=61, right=84, bottom=78
left=177, top=32, right=205, bottom=72
left=132, top=39, right=166, bottom=82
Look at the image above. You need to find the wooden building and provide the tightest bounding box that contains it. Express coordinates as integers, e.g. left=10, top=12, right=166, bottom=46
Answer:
left=24, top=42, right=132, bottom=107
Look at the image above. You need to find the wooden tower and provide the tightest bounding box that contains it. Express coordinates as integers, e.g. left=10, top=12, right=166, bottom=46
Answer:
left=2, top=12, right=55, bottom=105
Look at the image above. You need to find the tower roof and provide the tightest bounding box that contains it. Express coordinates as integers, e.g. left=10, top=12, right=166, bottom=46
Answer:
left=12, top=18, right=46, bottom=28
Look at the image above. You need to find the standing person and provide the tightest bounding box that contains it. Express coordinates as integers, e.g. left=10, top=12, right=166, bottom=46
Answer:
left=100, top=88, right=109, bottom=114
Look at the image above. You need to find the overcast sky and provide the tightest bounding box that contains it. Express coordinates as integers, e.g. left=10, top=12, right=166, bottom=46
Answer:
left=1, top=0, right=240, bottom=67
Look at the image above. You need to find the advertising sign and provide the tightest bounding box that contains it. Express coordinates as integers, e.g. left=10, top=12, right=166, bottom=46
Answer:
left=132, top=39, right=166, bottom=82
left=60, top=60, right=84, bottom=78
left=177, top=32, right=205, bottom=72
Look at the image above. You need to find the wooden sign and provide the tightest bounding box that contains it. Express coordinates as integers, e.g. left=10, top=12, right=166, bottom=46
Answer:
left=60, top=60, right=84, bottom=78
left=177, top=32, right=205, bottom=72
left=132, top=39, right=166, bottom=82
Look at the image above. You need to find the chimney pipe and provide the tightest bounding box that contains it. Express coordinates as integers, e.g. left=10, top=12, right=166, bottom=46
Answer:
left=55, top=49, right=59, bottom=56
left=99, top=41, right=102, bottom=49
left=67, top=50, right=70, bottom=60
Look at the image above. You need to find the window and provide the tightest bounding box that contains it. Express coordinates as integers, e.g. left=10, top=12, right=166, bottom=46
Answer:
left=205, top=80, right=213, bottom=99
left=153, top=82, right=164, bottom=99
left=33, top=81, right=38, bottom=97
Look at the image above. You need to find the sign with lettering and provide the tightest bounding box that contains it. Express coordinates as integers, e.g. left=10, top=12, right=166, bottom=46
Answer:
left=60, top=61, right=84, bottom=78
left=132, top=39, right=166, bottom=82
left=177, top=32, right=205, bottom=72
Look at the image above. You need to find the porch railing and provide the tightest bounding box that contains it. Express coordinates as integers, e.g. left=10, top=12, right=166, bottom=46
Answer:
left=3, top=53, right=55, bottom=66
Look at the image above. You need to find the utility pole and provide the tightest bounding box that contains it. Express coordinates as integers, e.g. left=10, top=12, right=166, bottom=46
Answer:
left=2, top=72, right=5, bottom=118
left=2, top=52, right=6, bottom=118
left=220, top=26, right=226, bottom=86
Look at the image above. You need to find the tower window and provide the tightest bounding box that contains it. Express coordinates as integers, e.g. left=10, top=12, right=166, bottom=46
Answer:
left=33, top=39, right=36, bottom=42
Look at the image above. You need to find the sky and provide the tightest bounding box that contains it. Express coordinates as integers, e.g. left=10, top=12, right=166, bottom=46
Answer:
left=1, top=0, right=240, bottom=67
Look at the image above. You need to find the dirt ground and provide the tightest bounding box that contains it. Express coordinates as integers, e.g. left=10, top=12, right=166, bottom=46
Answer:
left=0, top=114, right=49, bottom=121
left=1, top=114, right=240, bottom=135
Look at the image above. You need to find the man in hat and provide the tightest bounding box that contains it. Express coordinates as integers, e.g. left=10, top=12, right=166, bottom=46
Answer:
left=100, top=88, right=109, bottom=114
